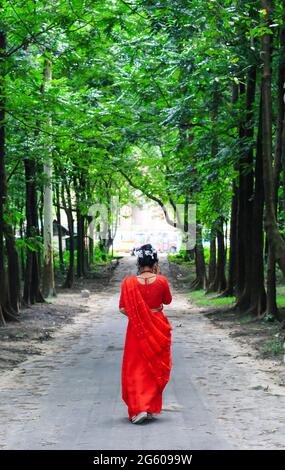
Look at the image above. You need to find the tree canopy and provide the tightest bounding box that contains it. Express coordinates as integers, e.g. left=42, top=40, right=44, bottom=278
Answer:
left=1, top=0, right=285, bottom=323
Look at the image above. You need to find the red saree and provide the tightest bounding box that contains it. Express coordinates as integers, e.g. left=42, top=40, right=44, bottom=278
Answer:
left=120, top=275, right=172, bottom=419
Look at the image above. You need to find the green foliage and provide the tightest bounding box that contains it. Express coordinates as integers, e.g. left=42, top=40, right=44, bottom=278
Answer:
left=189, top=290, right=235, bottom=307
left=15, top=237, right=43, bottom=253
left=2, top=0, right=285, bottom=312
left=53, top=249, right=74, bottom=273
left=91, top=245, right=113, bottom=265
left=167, top=248, right=194, bottom=265
left=3, top=0, right=264, bottom=244
left=261, top=339, right=284, bottom=356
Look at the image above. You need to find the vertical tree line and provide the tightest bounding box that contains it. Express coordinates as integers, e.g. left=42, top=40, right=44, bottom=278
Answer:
left=2, top=1, right=285, bottom=325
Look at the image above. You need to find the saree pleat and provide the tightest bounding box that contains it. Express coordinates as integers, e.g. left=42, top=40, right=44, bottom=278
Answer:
left=121, top=276, right=172, bottom=419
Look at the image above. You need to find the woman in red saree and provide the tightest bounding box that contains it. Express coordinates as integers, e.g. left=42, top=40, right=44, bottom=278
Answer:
left=119, top=244, right=172, bottom=424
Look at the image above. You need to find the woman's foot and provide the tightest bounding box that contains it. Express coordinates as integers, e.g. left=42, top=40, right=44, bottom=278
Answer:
left=131, top=411, right=148, bottom=424
left=147, top=412, right=153, bottom=420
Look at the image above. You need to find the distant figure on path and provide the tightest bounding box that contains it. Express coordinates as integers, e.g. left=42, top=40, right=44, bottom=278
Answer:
left=119, top=244, right=173, bottom=424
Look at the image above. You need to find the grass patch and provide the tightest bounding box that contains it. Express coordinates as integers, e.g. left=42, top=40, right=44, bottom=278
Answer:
left=276, top=285, right=285, bottom=307
left=261, top=338, right=284, bottom=356
left=168, top=254, right=193, bottom=266
left=189, top=290, right=235, bottom=307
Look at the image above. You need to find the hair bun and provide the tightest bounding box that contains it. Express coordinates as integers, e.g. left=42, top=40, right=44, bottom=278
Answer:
left=135, top=244, right=157, bottom=259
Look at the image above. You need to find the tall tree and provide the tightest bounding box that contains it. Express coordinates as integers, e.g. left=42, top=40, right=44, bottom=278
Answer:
left=42, top=58, right=55, bottom=298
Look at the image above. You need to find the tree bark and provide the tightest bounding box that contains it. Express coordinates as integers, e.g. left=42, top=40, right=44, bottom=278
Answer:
left=245, top=95, right=267, bottom=317
left=213, top=219, right=227, bottom=292
left=223, top=83, right=239, bottom=297
left=61, top=175, right=74, bottom=288
left=76, top=206, right=85, bottom=278
left=236, top=65, right=256, bottom=310
left=261, top=0, right=285, bottom=277
left=223, top=181, right=238, bottom=296
left=41, top=58, right=55, bottom=298
left=207, top=230, right=216, bottom=291
left=23, top=157, right=44, bottom=304
left=267, top=6, right=285, bottom=320
left=19, top=217, right=25, bottom=280
left=74, top=172, right=87, bottom=278
left=55, top=175, right=64, bottom=273
left=3, top=222, right=21, bottom=313
left=191, top=223, right=208, bottom=290
left=0, top=28, right=19, bottom=322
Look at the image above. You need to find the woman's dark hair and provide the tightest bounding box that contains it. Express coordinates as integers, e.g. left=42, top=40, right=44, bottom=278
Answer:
left=136, top=244, right=158, bottom=270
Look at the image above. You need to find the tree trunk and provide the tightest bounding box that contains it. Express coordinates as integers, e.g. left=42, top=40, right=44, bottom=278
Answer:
left=267, top=244, right=278, bottom=316
left=3, top=222, right=21, bottom=313
left=23, top=157, right=44, bottom=304
left=261, top=0, right=285, bottom=277
left=76, top=209, right=85, bottom=278
left=0, top=28, right=19, bottom=323
left=223, top=180, right=238, bottom=296
left=213, top=219, right=227, bottom=292
left=223, top=83, right=239, bottom=297
left=39, top=189, right=44, bottom=238
left=268, top=7, right=285, bottom=320
left=55, top=176, right=64, bottom=273
left=235, top=81, right=247, bottom=301
left=61, top=176, right=74, bottom=288
left=19, top=217, right=25, bottom=280
left=41, top=58, right=55, bottom=298
left=236, top=65, right=256, bottom=310
left=184, top=197, right=192, bottom=260
left=74, top=173, right=87, bottom=278
left=245, top=95, right=267, bottom=317
left=191, top=223, right=207, bottom=290
left=207, top=230, right=216, bottom=291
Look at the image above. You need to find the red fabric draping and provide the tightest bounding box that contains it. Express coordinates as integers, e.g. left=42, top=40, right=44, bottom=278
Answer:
left=121, top=275, right=172, bottom=419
